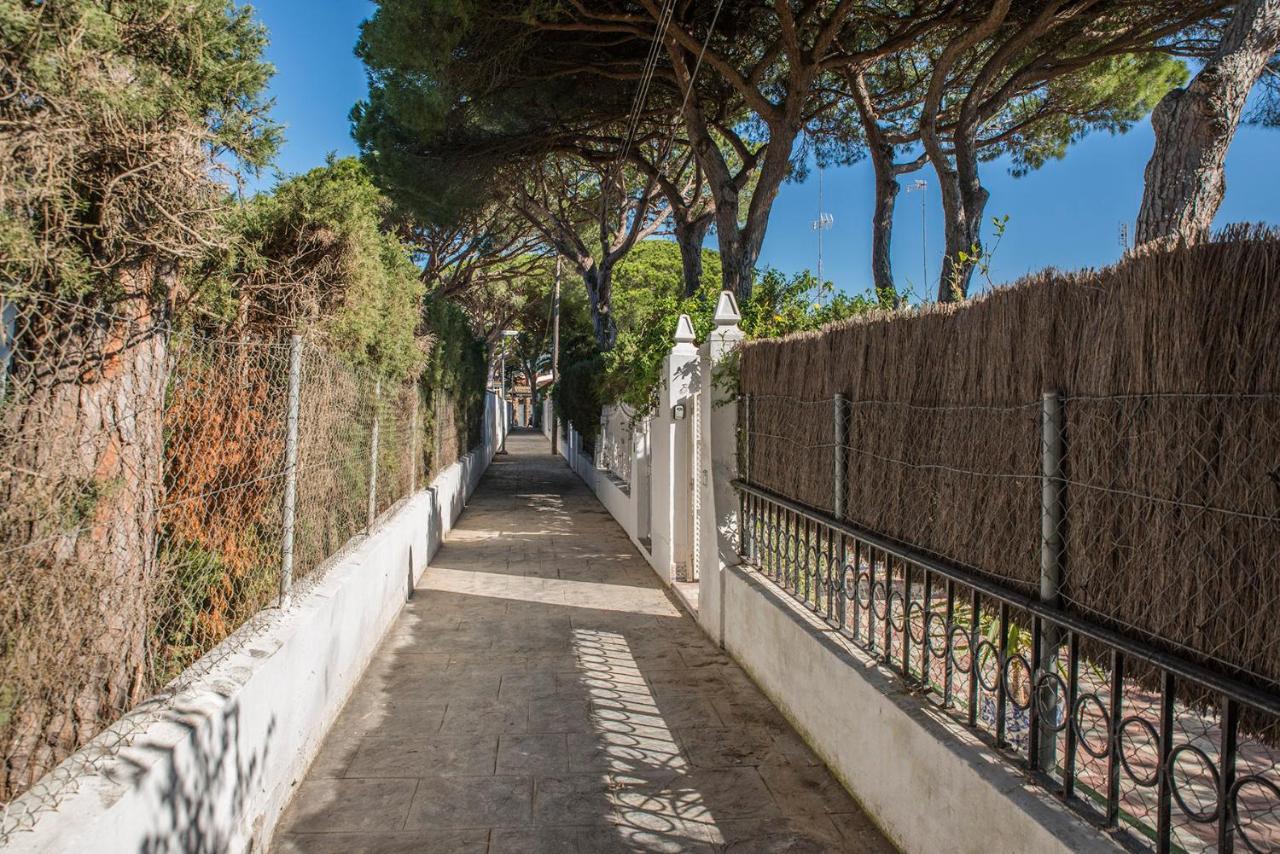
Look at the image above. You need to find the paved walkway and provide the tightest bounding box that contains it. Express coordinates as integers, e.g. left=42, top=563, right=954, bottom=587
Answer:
left=274, top=431, right=893, bottom=853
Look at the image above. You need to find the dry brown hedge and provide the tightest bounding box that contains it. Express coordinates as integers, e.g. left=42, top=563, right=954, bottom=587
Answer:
left=740, top=230, right=1280, bottom=691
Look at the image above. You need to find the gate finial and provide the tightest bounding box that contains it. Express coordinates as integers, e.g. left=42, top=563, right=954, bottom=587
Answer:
left=675, top=313, right=696, bottom=344
left=713, top=290, right=741, bottom=326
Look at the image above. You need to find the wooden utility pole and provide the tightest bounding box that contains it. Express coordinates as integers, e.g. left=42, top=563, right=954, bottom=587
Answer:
left=551, top=256, right=562, bottom=455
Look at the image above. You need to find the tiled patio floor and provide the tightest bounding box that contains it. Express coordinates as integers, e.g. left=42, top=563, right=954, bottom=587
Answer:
left=273, top=430, right=894, bottom=853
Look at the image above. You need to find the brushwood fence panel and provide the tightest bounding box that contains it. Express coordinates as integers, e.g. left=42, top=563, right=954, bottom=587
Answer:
left=739, top=233, right=1280, bottom=695
left=737, top=234, right=1280, bottom=853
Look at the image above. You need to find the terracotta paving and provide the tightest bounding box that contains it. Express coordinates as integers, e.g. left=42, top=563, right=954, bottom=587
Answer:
left=273, top=430, right=895, bottom=853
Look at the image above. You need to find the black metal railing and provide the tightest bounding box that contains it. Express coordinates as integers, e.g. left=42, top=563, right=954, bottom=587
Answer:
left=734, top=479, right=1280, bottom=854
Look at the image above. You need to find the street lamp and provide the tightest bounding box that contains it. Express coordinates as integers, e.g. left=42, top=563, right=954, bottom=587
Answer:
left=550, top=257, right=562, bottom=455
left=497, top=329, right=518, bottom=454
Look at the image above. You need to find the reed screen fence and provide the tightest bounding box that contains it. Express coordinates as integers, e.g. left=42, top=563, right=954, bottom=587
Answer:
left=742, top=391, right=1280, bottom=694
left=738, top=388, right=1280, bottom=853
left=734, top=233, right=1280, bottom=853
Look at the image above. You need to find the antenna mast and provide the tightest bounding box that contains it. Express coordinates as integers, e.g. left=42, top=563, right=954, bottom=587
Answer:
left=811, top=163, right=834, bottom=302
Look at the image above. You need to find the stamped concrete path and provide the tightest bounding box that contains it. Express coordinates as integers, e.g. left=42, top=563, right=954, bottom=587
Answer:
left=274, top=430, right=894, bottom=853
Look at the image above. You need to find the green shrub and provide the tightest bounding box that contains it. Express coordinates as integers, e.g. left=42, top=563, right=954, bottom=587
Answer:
left=555, top=355, right=607, bottom=443
left=420, top=295, right=488, bottom=465
left=600, top=261, right=887, bottom=417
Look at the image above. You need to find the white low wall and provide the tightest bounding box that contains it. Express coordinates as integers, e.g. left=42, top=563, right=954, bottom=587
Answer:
left=722, top=565, right=1119, bottom=854
left=4, top=395, right=506, bottom=854
left=557, top=425, right=642, bottom=550
left=593, top=470, right=636, bottom=542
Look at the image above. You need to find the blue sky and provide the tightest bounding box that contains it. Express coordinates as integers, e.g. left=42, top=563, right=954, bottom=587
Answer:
left=251, top=0, right=1279, bottom=294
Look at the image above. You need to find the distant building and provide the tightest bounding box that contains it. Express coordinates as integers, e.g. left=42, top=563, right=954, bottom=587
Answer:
left=509, top=370, right=553, bottom=427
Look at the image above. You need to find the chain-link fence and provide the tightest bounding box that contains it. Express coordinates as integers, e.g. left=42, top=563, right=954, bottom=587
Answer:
left=0, top=292, right=485, bottom=814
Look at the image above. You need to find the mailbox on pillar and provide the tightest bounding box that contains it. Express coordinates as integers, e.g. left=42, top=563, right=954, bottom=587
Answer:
left=673, top=402, right=687, bottom=421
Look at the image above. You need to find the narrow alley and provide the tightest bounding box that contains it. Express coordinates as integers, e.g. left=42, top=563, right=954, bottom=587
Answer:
left=274, top=431, right=893, bottom=853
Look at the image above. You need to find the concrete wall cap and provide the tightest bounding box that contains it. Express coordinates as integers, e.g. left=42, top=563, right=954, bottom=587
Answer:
left=714, top=291, right=742, bottom=325
left=674, top=314, right=696, bottom=343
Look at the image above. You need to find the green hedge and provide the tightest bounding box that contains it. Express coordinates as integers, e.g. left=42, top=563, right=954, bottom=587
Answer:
left=420, top=295, right=488, bottom=461
left=554, top=355, right=606, bottom=444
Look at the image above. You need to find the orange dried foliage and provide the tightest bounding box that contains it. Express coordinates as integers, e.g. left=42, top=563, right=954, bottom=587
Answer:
left=160, top=348, right=286, bottom=645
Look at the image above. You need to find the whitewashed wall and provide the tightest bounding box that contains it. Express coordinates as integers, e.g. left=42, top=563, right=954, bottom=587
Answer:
left=4, top=395, right=507, bottom=854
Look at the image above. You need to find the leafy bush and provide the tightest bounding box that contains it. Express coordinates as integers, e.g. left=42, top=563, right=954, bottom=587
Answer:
left=0, top=0, right=278, bottom=300
left=552, top=240, right=889, bottom=437
left=420, top=296, right=488, bottom=468
left=555, top=355, right=607, bottom=443
left=151, top=172, right=489, bottom=716
left=741, top=269, right=887, bottom=339
left=600, top=253, right=888, bottom=415
left=202, top=157, right=426, bottom=380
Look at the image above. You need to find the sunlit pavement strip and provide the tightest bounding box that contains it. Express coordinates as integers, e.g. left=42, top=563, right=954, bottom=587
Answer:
left=272, top=430, right=894, bottom=853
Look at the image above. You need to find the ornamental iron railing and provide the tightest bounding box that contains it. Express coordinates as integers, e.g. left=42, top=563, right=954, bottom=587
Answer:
left=735, top=391, right=1280, bottom=854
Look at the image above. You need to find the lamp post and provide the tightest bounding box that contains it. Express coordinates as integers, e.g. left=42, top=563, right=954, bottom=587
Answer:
left=497, top=329, right=518, bottom=454
left=550, top=257, right=560, bottom=458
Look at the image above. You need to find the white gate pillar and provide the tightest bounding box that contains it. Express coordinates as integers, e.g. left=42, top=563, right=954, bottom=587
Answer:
left=696, top=292, right=744, bottom=644
left=633, top=414, right=652, bottom=548
left=651, top=314, right=699, bottom=585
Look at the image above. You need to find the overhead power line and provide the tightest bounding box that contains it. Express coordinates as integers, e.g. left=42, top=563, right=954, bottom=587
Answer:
left=616, top=0, right=678, bottom=170
left=655, top=0, right=727, bottom=162
left=600, top=0, right=676, bottom=225
left=603, top=0, right=725, bottom=229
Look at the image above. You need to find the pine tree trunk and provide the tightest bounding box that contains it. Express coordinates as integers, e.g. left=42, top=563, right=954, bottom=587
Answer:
left=868, top=143, right=900, bottom=295
left=0, top=274, right=167, bottom=799
left=704, top=182, right=754, bottom=303
left=935, top=186, right=984, bottom=301
left=675, top=215, right=713, bottom=298
left=688, top=111, right=801, bottom=304
left=721, top=246, right=756, bottom=304
left=718, top=200, right=777, bottom=305
left=582, top=264, right=618, bottom=351
left=850, top=71, right=902, bottom=298
left=1137, top=0, right=1280, bottom=244
left=935, top=146, right=988, bottom=302
left=524, top=363, right=540, bottom=428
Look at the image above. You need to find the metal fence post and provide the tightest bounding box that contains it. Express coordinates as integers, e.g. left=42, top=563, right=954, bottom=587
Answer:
left=833, top=393, right=848, bottom=626
left=833, top=394, right=846, bottom=519
left=1037, top=389, right=1066, bottom=771
left=742, top=393, right=753, bottom=560
left=279, top=333, right=302, bottom=607
left=0, top=296, right=15, bottom=404
left=367, top=375, right=381, bottom=531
